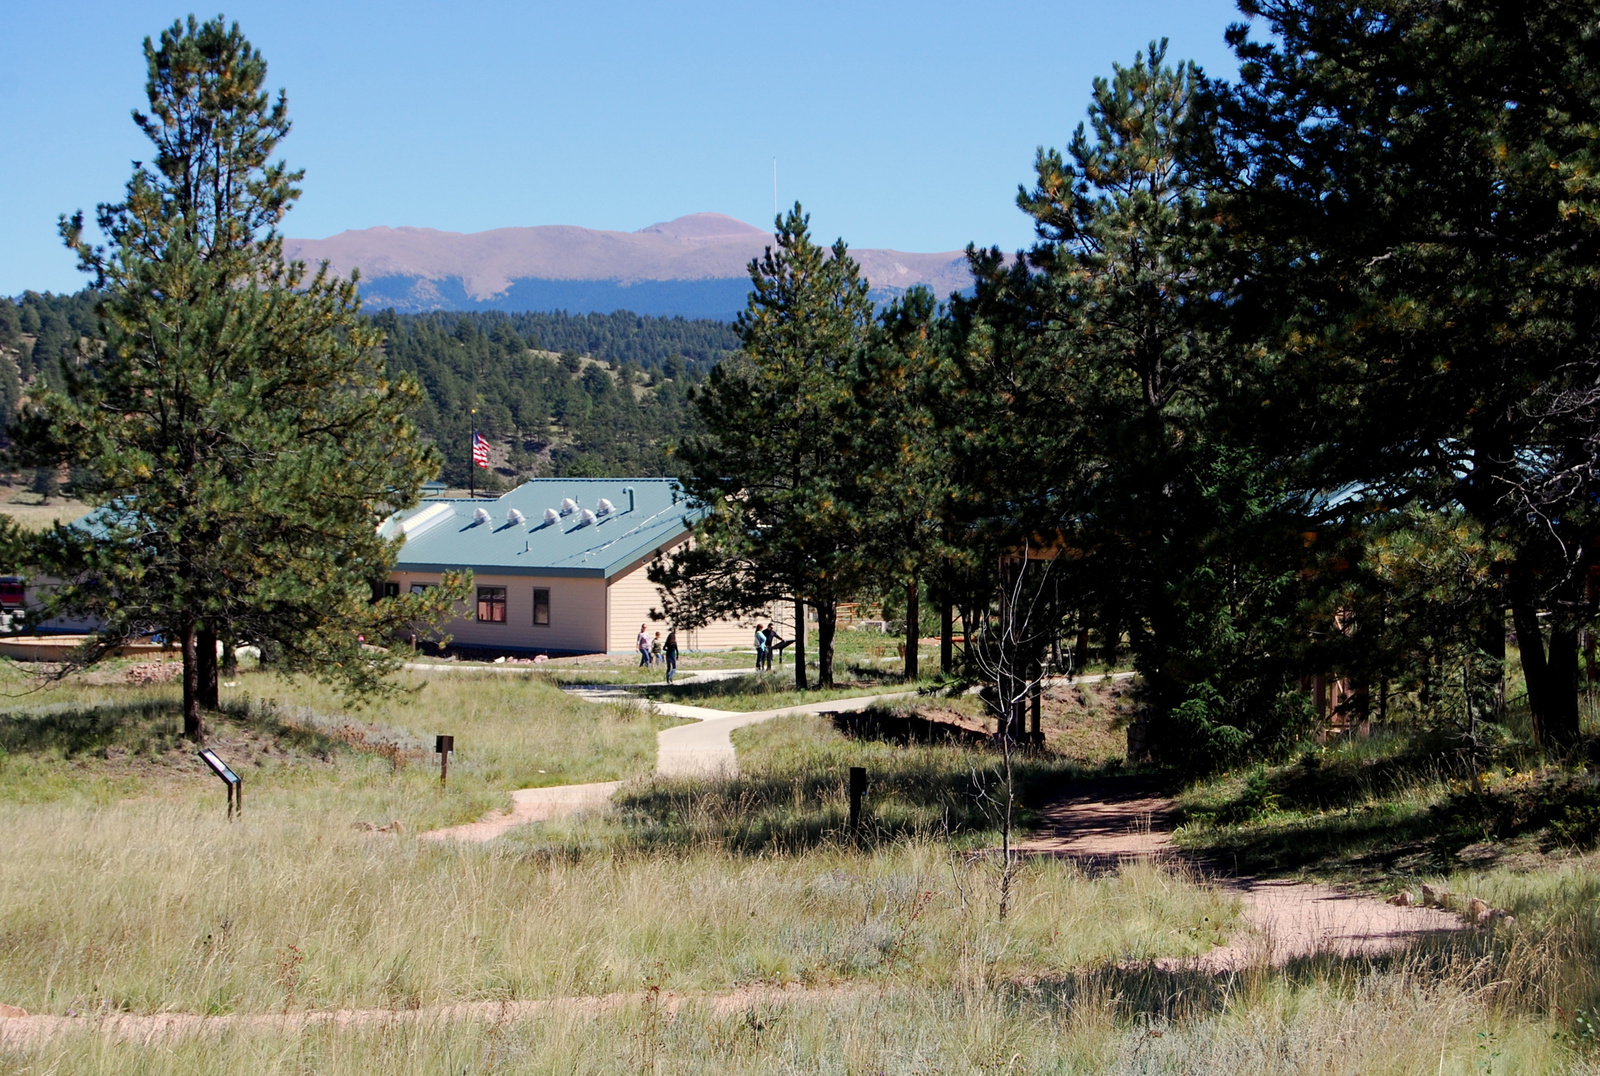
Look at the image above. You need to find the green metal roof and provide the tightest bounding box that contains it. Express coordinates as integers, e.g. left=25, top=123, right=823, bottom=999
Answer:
left=383, top=478, right=703, bottom=579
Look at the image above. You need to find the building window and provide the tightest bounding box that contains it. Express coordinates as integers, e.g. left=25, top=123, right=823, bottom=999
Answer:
left=477, top=586, right=507, bottom=623
left=533, top=588, right=550, bottom=626
left=409, top=583, right=431, bottom=595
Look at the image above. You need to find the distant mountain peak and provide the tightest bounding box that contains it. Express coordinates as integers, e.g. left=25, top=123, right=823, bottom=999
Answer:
left=284, top=214, right=977, bottom=319
left=634, top=213, right=768, bottom=240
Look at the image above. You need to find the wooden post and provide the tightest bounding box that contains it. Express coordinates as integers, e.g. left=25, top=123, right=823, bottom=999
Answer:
left=436, top=734, right=454, bottom=787
left=848, top=766, right=866, bottom=833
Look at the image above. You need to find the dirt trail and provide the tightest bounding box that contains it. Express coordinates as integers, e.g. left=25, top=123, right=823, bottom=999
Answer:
left=1018, top=775, right=1466, bottom=970
left=0, top=983, right=874, bottom=1050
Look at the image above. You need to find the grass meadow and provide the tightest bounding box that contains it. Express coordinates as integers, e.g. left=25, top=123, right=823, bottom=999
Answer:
left=1, top=654, right=1599, bottom=1072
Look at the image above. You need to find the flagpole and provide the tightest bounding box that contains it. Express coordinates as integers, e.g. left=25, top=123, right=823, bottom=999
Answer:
left=469, top=408, right=476, bottom=500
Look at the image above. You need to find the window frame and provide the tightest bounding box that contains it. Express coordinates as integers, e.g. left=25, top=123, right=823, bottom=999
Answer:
left=532, top=587, right=551, bottom=626
left=476, top=585, right=508, bottom=624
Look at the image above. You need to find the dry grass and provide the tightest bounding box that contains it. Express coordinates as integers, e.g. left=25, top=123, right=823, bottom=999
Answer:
left=0, top=488, right=93, bottom=532
left=4, top=666, right=1600, bottom=1072
left=7, top=961, right=1583, bottom=1074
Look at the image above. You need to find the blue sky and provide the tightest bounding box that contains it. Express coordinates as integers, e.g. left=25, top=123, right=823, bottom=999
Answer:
left=1, top=1, right=1246, bottom=296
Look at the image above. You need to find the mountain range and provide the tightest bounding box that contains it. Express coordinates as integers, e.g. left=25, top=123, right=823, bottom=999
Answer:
left=283, top=213, right=977, bottom=320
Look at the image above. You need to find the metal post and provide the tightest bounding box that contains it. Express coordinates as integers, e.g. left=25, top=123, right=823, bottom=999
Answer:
left=848, top=766, right=866, bottom=833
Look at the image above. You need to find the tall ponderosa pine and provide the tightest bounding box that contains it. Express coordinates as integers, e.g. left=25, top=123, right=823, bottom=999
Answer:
left=850, top=286, right=957, bottom=680
left=656, top=206, right=874, bottom=688
left=953, top=42, right=1310, bottom=764
left=1220, top=0, right=1600, bottom=746
left=10, top=17, right=462, bottom=741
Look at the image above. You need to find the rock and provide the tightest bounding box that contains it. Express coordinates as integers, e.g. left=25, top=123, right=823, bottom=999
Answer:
left=0, top=1004, right=28, bottom=1018
left=1387, top=890, right=1414, bottom=907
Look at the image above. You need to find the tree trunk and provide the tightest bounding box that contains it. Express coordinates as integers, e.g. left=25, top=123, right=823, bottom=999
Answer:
left=197, top=622, right=219, bottom=710
left=793, top=597, right=807, bottom=691
left=1099, top=595, right=1121, bottom=669
left=1545, top=626, right=1582, bottom=747
left=181, top=622, right=205, bottom=743
left=904, top=575, right=919, bottom=681
left=1510, top=561, right=1554, bottom=745
left=939, top=595, right=953, bottom=676
left=817, top=600, right=837, bottom=689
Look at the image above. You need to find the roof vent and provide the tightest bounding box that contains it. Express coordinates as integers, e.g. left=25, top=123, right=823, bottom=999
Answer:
left=472, top=507, right=491, bottom=526
left=506, top=508, right=526, bottom=526
left=579, top=508, right=597, bottom=526
left=543, top=507, right=560, bottom=525
left=559, top=497, right=578, bottom=516
left=596, top=498, right=614, bottom=516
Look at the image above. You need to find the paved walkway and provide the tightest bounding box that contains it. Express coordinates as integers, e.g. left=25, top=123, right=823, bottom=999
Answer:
left=419, top=672, right=917, bottom=840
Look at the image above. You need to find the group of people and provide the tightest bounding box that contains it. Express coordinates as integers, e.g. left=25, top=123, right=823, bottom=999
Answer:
left=753, top=623, right=789, bottom=671
left=636, top=624, right=679, bottom=681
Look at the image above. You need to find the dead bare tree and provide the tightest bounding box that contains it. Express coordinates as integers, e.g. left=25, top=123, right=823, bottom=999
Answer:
left=967, top=543, right=1069, bottom=920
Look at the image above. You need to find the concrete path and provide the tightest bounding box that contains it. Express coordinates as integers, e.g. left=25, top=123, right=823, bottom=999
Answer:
left=419, top=672, right=918, bottom=839
left=653, top=691, right=917, bottom=778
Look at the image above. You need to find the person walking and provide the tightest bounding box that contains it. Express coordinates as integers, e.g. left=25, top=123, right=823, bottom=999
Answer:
left=754, top=623, right=769, bottom=671
left=763, top=624, right=780, bottom=668
left=664, top=629, right=679, bottom=683
left=637, top=623, right=651, bottom=667
left=651, top=631, right=663, bottom=667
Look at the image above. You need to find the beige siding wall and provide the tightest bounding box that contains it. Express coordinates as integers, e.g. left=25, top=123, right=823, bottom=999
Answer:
left=392, top=571, right=607, bottom=654
left=604, top=557, right=767, bottom=653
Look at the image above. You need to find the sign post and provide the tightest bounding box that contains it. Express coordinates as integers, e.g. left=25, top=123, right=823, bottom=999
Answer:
left=436, top=734, right=454, bottom=787
left=198, top=748, right=243, bottom=820
left=848, top=766, right=866, bottom=833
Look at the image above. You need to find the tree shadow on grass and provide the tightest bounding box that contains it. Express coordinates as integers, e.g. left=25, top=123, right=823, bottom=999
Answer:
left=588, top=707, right=1097, bottom=855
left=0, top=699, right=188, bottom=757
left=1010, top=927, right=1501, bottom=1025
left=0, top=696, right=350, bottom=761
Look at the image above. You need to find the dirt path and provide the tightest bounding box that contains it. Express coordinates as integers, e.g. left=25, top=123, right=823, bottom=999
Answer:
left=0, top=983, right=875, bottom=1050
left=1017, top=775, right=1466, bottom=969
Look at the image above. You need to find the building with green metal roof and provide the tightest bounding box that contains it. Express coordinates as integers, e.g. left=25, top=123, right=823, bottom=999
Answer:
left=383, top=478, right=751, bottom=655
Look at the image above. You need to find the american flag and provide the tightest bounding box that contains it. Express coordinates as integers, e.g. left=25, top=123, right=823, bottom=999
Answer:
left=471, top=431, right=491, bottom=469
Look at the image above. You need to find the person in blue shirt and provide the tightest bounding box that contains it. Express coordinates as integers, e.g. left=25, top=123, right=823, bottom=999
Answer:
left=754, top=624, right=769, bottom=671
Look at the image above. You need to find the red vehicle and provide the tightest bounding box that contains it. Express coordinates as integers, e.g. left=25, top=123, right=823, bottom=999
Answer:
left=0, top=578, right=24, bottom=610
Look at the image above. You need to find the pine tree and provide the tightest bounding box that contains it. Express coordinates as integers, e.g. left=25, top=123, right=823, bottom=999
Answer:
left=657, top=205, right=874, bottom=688
left=1220, top=0, right=1600, bottom=746
left=9, top=17, right=462, bottom=741
left=951, top=42, right=1310, bottom=764
left=849, top=286, right=957, bottom=680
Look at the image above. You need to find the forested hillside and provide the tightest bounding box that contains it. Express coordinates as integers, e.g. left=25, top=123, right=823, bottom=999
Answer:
left=0, top=292, right=738, bottom=487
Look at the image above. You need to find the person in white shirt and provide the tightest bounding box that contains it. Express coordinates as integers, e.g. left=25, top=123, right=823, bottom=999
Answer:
left=637, top=624, right=651, bottom=667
